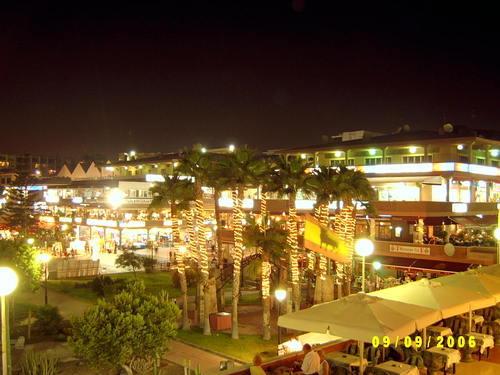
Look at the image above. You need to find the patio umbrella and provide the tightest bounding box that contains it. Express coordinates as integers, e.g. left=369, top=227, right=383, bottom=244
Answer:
left=278, top=293, right=441, bottom=374
left=475, top=264, right=500, bottom=277
left=370, top=278, right=495, bottom=318
left=437, top=270, right=500, bottom=331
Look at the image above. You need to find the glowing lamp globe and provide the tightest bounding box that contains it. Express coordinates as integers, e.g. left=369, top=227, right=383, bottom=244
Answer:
left=355, top=238, right=374, bottom=257
left=107, top=188, right=125, bottom=209
left=178, top=245, right=187, bottom=254
left=0, top=267, right=18, bottom=296
left=228, top=144, right=235, bottom=152
left=373, top=261, right=382, bottom=270
left=274, top=289, right=287, bottom=302
left=494, top=227, right=500, bottom=241
left=27, top=238, right=35, bottom=245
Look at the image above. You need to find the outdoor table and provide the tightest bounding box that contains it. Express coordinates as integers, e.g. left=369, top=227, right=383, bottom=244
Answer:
left=427, top=326, right=453, bottom=336
left=425, top=346, right=461, bottom=371
left=325, top=351, right=368, bottom=371
left=471, top=315, right=484, bottom=327
left=465, top=332, right=494, bottom=359
left=375, top=360, right=419, bottom=375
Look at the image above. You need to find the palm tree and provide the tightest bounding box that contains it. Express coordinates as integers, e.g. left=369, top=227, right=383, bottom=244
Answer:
left=177, top=146, right=213, bottom=335
left=244, top=219, right=287, bottom=340
left=331, top=166, right=375, bottom=295
left=307, top=167, right=339, bottom=303
left=149, top=174, right=195, bottom=330
left=219, top=147, right=267, bottom=339
left=270, top=156, right=312, bottom=311
left=204, top=153, right=233, bottom=310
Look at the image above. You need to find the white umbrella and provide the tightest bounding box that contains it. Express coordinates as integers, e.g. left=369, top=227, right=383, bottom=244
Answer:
left=438, top=270, right=500, bottom=331
left=278, top=293, right=441, bottom=374
left=475, top=264, right=500, bottom=277
left=370, top=278, right=495, bottom=318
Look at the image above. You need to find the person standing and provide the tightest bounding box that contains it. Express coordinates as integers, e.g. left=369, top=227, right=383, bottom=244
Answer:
left=301, top=344, right=321, bottom=375
left=317, top=350, right=330, bottom=375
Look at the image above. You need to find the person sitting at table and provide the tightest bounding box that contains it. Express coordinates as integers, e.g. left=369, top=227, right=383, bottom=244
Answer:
left=317, top=350, right=330, bottom=375
left=250, top=354, right=267, bottom=375
left=301, top=344, right=321, bottom=375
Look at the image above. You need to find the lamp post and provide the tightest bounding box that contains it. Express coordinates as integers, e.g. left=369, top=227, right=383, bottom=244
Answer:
left=354, top=238, right=374, bottom=293
left=274, top=289, right=287, bottom=344
left=37, top=253, right=51, bottom=305
left=0, top=267, right=18, bottom=375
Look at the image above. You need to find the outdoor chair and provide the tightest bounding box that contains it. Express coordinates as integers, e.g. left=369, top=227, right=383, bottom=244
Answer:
left=422, top=350, right=455, bottom=375
left=406, top=354, right=426, bottom=375
left=366, top=346, right=382, bottom=365
left=344, top=342, right=359, bottom=355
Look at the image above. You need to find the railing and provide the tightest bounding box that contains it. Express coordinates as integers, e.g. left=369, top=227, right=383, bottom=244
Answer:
left=373, top=240, right=497, bottom=265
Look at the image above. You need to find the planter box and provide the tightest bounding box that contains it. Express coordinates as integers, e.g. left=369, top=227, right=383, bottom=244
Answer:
left=209, top=312, right=232, bottom=331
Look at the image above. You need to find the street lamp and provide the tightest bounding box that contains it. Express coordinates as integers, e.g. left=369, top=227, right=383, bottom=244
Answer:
left=37, top=253, right=51, bottom=305
left=0, top=267, right=18, bottom=375
left=107, top=188, right=125, bottom=209
left=355, top=238, right=374, bottom=293
left=274, top=289, right=287, bottom=344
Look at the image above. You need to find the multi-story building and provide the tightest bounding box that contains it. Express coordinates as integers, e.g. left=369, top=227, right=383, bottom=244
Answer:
left=271, top=124, right=500, bottom=273
left=0, top=153, right=61, bottom=178
left=28, top=125, right=500, bottom=274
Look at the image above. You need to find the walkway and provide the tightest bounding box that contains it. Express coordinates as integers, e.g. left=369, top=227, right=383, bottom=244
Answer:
left=16, top=288, right=91, bottom=318
left=165, top=340, right=240, bottom=375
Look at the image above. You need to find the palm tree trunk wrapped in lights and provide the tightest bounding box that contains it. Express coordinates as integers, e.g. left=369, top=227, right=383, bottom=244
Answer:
left=334, top=206, right=356, bottom=295
left=173, top=216, right=190, bottom=330
left=287, top=195, right=301, bottom=312
left=261, top=253, right=272, bottom=340
left=231, top=189, right=244, bottom=339
left=195, top=194, right=211, bottom=335
left=186, top=209, right=197, bottom=255
left=313, top=203, right=328, bottom=304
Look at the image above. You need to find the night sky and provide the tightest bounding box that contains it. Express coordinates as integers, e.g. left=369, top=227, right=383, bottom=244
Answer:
left=1, top=1, right=500, bottom=159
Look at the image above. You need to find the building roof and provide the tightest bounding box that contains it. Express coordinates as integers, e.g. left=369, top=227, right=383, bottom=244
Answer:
left=105, top=152, right=182, bottom=167
left=270, top=126, right=500, bottom=154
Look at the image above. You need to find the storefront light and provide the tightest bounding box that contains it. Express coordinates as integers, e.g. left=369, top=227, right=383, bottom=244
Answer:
left=334, top=151, right=342, bottom=158
left=490, top=149, right=499, bottom=157
left=457, top=144, right=464, bottom=150
left=368, top=148, right=376, bottom=156
left=409, top=146, right=417, bottom=154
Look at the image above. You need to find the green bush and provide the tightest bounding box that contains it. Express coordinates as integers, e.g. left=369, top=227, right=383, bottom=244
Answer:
left=142, top=257, right=158, bottom=273
left=20, top=350, right=58, bottom=375
left=70, top=280, right=180, bottom=372
left=34, top=305, right=63, bottom=336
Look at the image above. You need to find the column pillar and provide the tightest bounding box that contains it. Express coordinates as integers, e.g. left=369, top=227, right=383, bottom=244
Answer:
left=369, top=219, right=376, bottom=240
left=470, top=181, right=476, bottom=203
left=446, top=178, right=452, bottom=202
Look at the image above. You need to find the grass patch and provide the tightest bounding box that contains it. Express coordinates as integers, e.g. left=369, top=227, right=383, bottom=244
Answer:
left=46, top=271, right=193, bottom=303
left=176, top=328, right=278, bottom=363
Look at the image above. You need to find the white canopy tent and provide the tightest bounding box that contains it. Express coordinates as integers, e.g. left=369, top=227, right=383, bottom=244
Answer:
left=278, top=293, right=442, bottom=374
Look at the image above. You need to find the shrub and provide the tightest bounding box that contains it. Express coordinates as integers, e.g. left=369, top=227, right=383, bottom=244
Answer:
left=70, top=280, right=180, bottom=372
left=34, top=305, right=63, bottom=336
left=142, top=257, right=158, bottom=273
left=20, top=350, right=58, bottom=375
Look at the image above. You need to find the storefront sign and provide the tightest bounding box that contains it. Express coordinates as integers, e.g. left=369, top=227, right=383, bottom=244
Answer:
left=125, top=198, right=153, bottom=205
left=119, top=220, right=146, bottom=228
left=39, top=216, right=56, bottom=223
left=389, top=244, right=430, bottom=256
left=59, top=217, right=72, bottom=223
left=86, top=219, right=117, bottom=227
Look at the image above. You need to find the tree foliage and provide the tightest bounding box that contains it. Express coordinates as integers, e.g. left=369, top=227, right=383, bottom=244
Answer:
left=69, top=280, right=180, bottom=371
left=0, top=238, right=42, bottom=291
left=149, top=174, right=195, bottom=216
left=115, top=251, right=143, bottom=276
left=0, top=172, right=39, bottom=235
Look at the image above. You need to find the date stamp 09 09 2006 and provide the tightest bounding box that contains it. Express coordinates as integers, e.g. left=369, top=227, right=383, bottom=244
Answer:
left=371, top=335, right=476, bottom=349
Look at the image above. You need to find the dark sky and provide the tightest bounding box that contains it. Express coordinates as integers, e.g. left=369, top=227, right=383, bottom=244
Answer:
left=1, top=1, right=500, bottom=158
